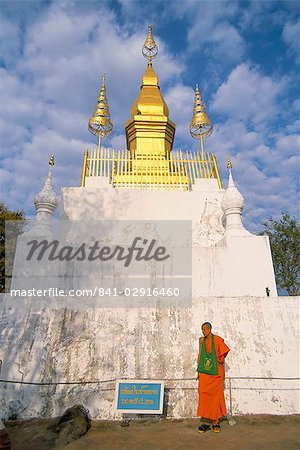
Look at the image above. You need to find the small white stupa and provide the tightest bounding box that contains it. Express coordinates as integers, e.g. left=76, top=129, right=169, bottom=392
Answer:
left=221, top=160, right=250, bottom=237
left=31, top=155, right=58, bottom=237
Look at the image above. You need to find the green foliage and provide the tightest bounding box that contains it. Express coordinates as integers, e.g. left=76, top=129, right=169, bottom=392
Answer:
left=0, top=203, right=27, bottom=292
left=260, top=213, right=300, bottom=296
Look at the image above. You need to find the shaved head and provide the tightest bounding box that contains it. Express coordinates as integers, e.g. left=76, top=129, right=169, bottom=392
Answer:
left=201, top=322, right=212, bottom=338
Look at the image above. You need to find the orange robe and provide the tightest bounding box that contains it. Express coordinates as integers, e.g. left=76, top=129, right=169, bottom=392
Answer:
left=197, top=334, right=230, bottom=421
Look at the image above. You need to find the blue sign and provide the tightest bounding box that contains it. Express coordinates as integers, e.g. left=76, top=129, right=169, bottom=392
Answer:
left=115, top=379, right=164, bottom=414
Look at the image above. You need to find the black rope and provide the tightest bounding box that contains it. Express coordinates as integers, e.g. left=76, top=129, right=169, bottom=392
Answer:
left=224, top=377, right=299, bottom=380
left=0, top=379, right=115, bottom=386
left=0, top=376, right=299, bottom=386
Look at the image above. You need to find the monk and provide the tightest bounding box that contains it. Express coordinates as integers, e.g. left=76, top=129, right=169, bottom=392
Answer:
left=197, top=322, right=230, bottom=433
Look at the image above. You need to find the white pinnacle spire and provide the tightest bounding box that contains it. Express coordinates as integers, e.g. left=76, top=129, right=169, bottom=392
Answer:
left=34, top=167, right=58, bottom=210
left=221, top=161, right=250, bottom=236
left=32, top=155, right=58, bottom=236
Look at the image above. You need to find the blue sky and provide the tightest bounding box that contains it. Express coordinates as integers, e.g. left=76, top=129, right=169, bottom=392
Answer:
left=0, top=0, right=299, bottom=232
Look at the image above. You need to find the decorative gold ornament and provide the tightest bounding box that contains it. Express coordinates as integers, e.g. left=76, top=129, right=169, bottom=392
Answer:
left=88, top=74, right=113, bottom=151
left=49, top=154, right=55, bottom=166
left=189, top=84, right=213, bottom=160
left=142, top=25, right=158, bottom=64
left=227, top=159, right=232, bottom=170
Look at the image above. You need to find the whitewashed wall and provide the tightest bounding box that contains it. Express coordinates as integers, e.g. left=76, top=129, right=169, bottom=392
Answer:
left=60, top=186, right=277, bottom=297
left=0, top=295, right=298, bottom=420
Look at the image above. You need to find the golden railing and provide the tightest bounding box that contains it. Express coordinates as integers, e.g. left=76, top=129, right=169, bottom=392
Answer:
left=81, top=148, right=222, bottom=190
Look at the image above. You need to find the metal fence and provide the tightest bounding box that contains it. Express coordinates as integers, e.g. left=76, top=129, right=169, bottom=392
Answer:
left=81, top=148, right=222, bottom=190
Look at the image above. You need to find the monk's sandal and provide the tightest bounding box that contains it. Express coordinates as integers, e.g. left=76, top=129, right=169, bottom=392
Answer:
left=197, top=424, right=211, bottom=433
left=212, top=423, right=221, bottom=433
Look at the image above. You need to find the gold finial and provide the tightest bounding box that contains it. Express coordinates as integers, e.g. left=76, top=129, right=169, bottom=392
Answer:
left=189, top=84, right=213, bottom=160
left=189, top=84, right=213, bottom=139
left=49, top=154, right=55, bottom=166
left=88, top=73, right=113, bottom=151
left=142, top=25, right=158, bottom=65
left=227, top=159, right=232, bottom=170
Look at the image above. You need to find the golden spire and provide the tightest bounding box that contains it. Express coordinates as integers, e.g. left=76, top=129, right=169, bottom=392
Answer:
left=125, top=25, right=174, bottom=159
left=48, top=153, right=55, bottom=175
left=49, top=154, right=55, bottom=166
left=142, top=25, right=158, bottom=65
left=88, top=74, right=113, bottom=151
left=130, top=25, right=166, bottom=117
left=189, top=84, right=213, bottom=160
left=227, top=159, right=232, bottom=170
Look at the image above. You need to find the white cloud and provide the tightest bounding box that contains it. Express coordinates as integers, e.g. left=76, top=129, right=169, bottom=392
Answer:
left=292, top=98, right=300, bottom=111
left=25, top=6, right=100, bottom=58
left=110, top=134, right=127, bottom=150
left=171, top=2, right=244, bottom=64
left=164, top=84, right=194, bottom=144
left=0, top=117, right=30, bottom=151
left=0, top=68, right=44, bottom=126
left=212, top=63, right=286, bottom=127
left=206, top=23, right=244, bottom=63
left=0, top=14, right=20, bottom=66
left=282, top=19, right=300, bottom=62
left=274, top=132, right=299, bottom=152
left=286, top=118, right=300, bottom=133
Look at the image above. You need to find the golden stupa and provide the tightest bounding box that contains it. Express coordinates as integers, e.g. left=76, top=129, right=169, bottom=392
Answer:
left=125, top=25, right=175, bottom=158
left=81, top=26, right=222, bottom=190
left=112, top=25, right=188, bottom=189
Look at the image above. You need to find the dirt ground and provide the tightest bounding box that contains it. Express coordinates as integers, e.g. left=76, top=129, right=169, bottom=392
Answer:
left=4, top=415, right=300, bottom=450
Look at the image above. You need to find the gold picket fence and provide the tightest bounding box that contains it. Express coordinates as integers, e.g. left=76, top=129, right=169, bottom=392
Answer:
left=81, top=148, right=222, bottom=190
